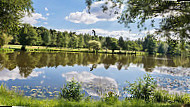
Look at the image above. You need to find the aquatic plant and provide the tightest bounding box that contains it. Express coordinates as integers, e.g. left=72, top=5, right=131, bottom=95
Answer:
left=59, top=78, right=84, bottom=101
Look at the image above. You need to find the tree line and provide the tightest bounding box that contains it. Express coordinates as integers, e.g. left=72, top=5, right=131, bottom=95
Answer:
left=0, top=23, right=189, bottom=55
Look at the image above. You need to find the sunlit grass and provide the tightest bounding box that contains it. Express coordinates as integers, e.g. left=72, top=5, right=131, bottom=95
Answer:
left=0, top=83, right=187, bottom=107
left=3, top=45, right=147, bottom=55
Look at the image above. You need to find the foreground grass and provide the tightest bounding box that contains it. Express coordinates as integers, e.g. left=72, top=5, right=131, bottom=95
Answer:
left=0, top=84, right=185, bottom=107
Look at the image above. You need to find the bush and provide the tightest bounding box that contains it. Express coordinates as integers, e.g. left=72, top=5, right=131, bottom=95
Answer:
left=103, top=91, right=119, bottom=105
left=153, top=90, right=190, bottom=104
left=124, top=73, right=156, bottom=101
left=59, top=79, right=84, bottom=101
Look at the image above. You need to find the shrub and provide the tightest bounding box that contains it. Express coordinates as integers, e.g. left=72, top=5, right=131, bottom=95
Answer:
left=153, top=90, right=190, bottom=104
left=124, top=73, right=156, bottom=101
left=103, top=91, right=119, bottom=105
left=59, top=79, right=84, bottom=101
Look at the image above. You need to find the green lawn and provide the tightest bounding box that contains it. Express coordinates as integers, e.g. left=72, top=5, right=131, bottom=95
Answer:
left=3, top=45, right=146, bottom=55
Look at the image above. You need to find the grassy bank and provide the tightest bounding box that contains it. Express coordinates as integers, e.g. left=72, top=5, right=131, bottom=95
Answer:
left=0, top=84, right=183, bottom=107
left=2, top=45, right=146, bottom=55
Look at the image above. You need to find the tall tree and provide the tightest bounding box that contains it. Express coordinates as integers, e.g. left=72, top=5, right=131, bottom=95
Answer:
left=143, top=35, right=157, bottom=54
left=157, top=42, right=168, bottom=54
left=110, top=39, right=119, bottom=53
left=18, top=24, right=37, bottom=50
left=69, top=35, right=78, bottom=48
left=41, top=30, right=51, bottom=46
left=118, top=36, right=125, bottom=50
left=56, top=31, right=64, bottom=47
left=63, top=32, right=69, bottom=48
left=78, top=34, right=84, bottom=48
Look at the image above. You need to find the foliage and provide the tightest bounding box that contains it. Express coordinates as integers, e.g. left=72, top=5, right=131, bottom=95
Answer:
left=0, top=33, right=13, bottom=47
left=18, top=24, right=38, bottom=50
left=124, top=74, right=157, bottom=101
left=157, top=42, right=168, bottom=54
left=88, top=40, right=101, bottom=52
left=69, top=35, right=78, bottom=49
left=118, top=36, right=125, bottom=50
left=108, top=38, right=119, bottom=53
left=5, top=23, right=188, bottom=54
left=59, top=79, right=84, bottom=101
left=0, top=0, right=34, bottom=34
left=86, top=0, right=190, bottom=40
left=143, top=35, right=157, bottom=54
left=103, top=91, right=119, bottom=105
left=153, top=90, right=190, bottom=104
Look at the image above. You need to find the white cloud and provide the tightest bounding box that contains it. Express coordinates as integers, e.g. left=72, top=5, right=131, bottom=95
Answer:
left=46, top=13, right=50, bottom=16
left=45, top=7, right=48, bottom=11
left=21, top=13, right=47, bottom=25
left=65, top=0, right=123, bottom=24
left=57, top=28, right=146, bottom=40
left=44, top=22, right=48, bottom=25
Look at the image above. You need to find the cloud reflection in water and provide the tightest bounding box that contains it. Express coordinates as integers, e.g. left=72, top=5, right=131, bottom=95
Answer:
left=62, top=71, right=119, bottom=97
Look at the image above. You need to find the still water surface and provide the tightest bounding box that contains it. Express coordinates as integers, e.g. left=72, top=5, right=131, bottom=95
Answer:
left=0, top=52, right=189, bottom=98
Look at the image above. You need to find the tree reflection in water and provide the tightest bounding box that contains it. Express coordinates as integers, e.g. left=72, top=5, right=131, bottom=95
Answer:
left=0, top=52, right=189, bottom=78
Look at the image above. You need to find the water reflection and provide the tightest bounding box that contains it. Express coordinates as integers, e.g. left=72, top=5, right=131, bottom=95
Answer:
left=62, top=71, right=119, bottom=97
left=0, top=52, right=189, bottom=78
left=0, top=67, right=42, bottom=81
left=0, top=52, right=189, bottom=98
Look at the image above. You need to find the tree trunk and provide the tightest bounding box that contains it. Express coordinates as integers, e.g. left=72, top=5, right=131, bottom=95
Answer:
left=21, top=45, right=26, bottom=51
left=112, top=50, right=114, bottom=54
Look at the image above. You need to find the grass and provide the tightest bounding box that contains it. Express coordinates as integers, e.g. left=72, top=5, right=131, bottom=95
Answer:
left=2, top=44, right=147, bottom=55
left=0, top=83, right=187, bottom=107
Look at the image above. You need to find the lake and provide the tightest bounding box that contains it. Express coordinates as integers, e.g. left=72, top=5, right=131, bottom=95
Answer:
left=0, top=52, right=189, bottom=99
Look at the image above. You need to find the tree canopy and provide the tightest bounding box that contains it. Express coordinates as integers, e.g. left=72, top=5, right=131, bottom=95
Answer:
left=86, top=0, right=190, bottom=39
left=0, top=0, right=34, bottom=34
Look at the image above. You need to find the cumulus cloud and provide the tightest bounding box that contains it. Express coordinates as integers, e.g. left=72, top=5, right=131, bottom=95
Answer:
left=44, top=22, right=48, bottom=25
left=0, top=68, right=43, bottom=81
left=57, top=28, right=147, bottom=40
left=21, top=13, right=47, bottom=25
left=45, top=7, right=48, bottom=11
left=65, top=0, right=123, bottom=24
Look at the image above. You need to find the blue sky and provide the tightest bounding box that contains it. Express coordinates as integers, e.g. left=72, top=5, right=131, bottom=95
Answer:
left=22, top=0, right=160, bottom=40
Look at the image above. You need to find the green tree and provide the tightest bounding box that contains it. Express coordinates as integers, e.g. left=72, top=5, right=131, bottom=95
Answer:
left=118, top=36, right=125, bottom=50
left=78, top=34, right=84, bottom=48
left=69, top=35, right=78, bottom=48
left=0, top=33, right=13, bottom=48
left=104, top=37, right=112, bottom=50
left=41, top=30, right=51, bottom=46
left=56, top=32, right=64, bottom=47
left=50, top=29, right=57, bottom=47
left=18, top=24, right=38, bottom=50
left=0, top=0, right=34, bottom=34
left=167, top=39, right=178, bottom=54
left=110, top=39, right=119, bottom=53
left=143, top=35, right=157, bottom=54
left=88, top=40, right=101, bottom=52
left=157, top=42, right=168, bottom=54
left=63, top=32, right=69, bottom=48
